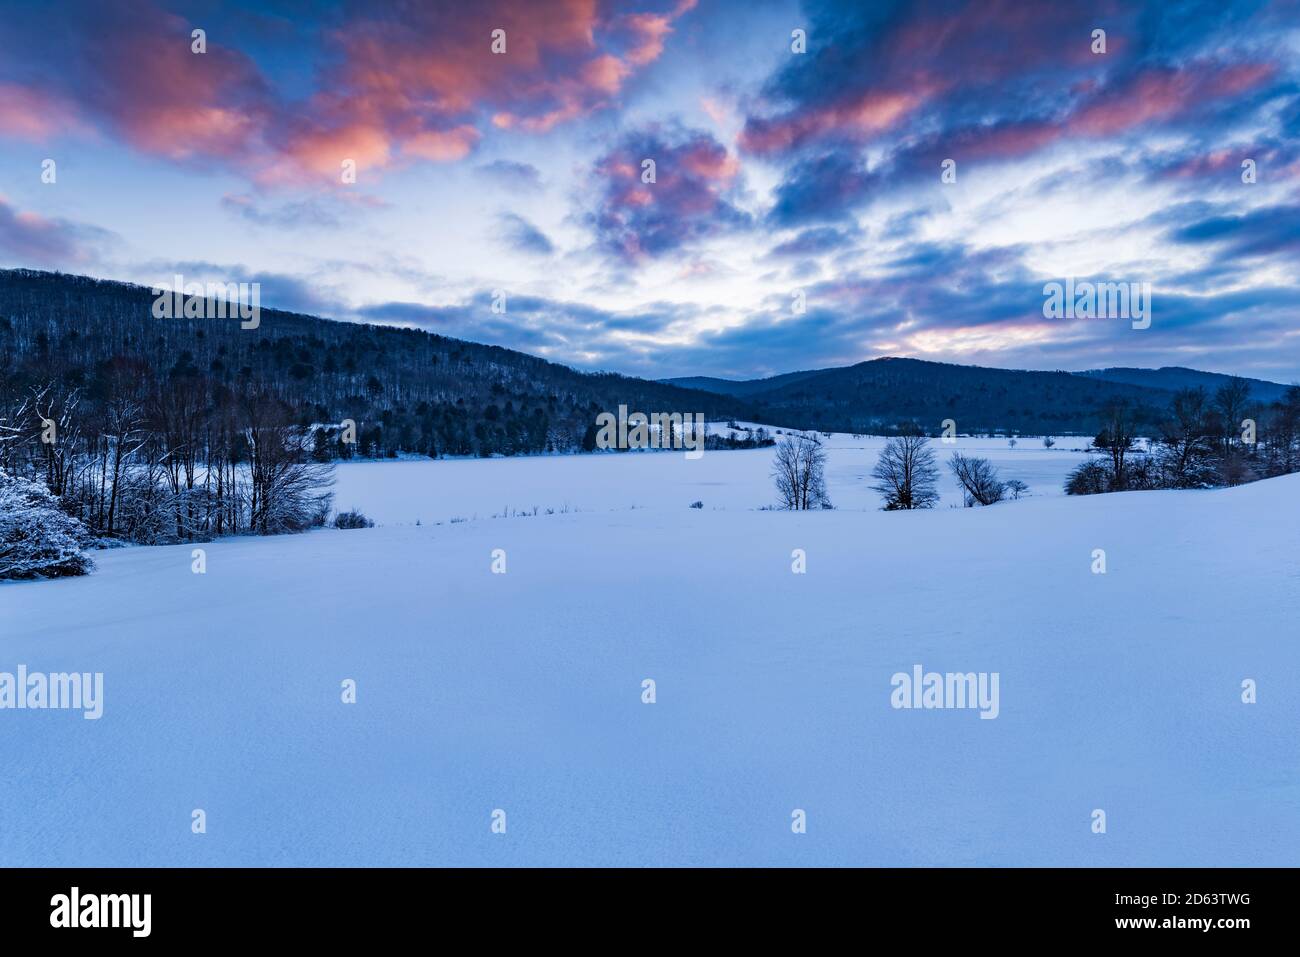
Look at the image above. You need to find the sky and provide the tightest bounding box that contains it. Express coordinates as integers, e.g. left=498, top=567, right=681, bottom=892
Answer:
left=0, top=0, right=1298, bottom=382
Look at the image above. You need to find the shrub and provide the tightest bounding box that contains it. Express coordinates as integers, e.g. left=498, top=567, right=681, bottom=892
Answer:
left=1065, top=460, right=1110, bottom=495
left=949, top=453, right=1005, bottom=506
left=333, top=509, right=374, bottom=529
left=0, top=468, right=95, bottom=579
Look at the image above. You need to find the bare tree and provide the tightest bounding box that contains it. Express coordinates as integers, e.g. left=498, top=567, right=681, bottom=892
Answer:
left=244, top=391, right=334, bottom=534
left=1213, top=377, right=1251, bottom=453
left=103, top=391, right=148, bottom=537
left=949, top=452, right=1005, bottom=506
left=1210, top=377, right=1256, bottom=485
left=1262, top=386, right=1300, bottom=476
left=1093, top=400, right=1136, bottom=488
left=870, top=434, right=939, bottom=510
left=1155, top=387, right=1218, bottom=488
left=31, top=382, right=82, bottom=497
left=154, top=375, right=209, bottom=539
left=0, top=389, right=34, bottom=473
left=771, top=432, right=830, bottom=510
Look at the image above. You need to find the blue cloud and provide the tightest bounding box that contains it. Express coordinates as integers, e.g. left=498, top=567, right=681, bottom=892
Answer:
left=497, top=213, right=555, bottom=256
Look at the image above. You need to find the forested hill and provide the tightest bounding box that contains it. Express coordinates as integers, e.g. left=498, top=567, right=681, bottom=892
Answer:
left=666, top=357, right=1292, bottom=435
left=4, top=269, right=1286, bottom=447
left=1076, top=366, right=1290, bottom=404
left=0, top=269, right=747, bottom=458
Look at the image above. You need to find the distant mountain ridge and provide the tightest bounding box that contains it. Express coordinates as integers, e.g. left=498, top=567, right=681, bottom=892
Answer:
left=663, top=369, right=827, bottom=398
left=664, top=357, right=1295, bottom=434
left=1075, top=366, right=1290, bottom=403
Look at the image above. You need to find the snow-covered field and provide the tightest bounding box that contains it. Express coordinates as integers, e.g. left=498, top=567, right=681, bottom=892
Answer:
left=3, top=437, right=1298, bottom=866
left=330, top=433, right=1095, bottom=525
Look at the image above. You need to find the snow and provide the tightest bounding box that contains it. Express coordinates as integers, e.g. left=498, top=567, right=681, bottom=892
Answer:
left=330, top=433, right=1092, bottom=525
left=2, top=441, right=1297, bottom=866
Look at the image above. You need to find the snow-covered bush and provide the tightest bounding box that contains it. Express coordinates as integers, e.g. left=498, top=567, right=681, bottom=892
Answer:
left=0, top=469, right=95, bottom=580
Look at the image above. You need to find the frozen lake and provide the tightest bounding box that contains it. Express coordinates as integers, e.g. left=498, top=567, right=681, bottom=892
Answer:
left=330, top=431, right=1096, bottom=526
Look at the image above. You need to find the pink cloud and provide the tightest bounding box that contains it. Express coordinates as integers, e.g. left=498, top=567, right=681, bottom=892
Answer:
left=0, top=196, right=109, bottom=267
left=620, top=0, right=696, bottom=67
left=301, top=0, right=694, bottom=163
left=738, top=0, right=1121, bottom=156
left=77, top=10, right=273, bottom=163
left=403, top=126, right=482, bottom=162
left=0, top=0, right=693, bottom=186
left=680, top=140, right=739, bottom=180
left=1164, top=144, right=1300, bottom=183
left=741, top=85, right=939, bottom=156
left=1070, top=62, right=1275, bottom=137
left=0, top=84, right=87, bottom=141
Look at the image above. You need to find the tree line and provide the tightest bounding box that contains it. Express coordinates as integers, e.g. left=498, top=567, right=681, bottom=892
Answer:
left=769, top=376, right=1300, bottom=512
left=1065, top=382, right=1300, bottom=494
left=2, top=372, right=334, bottom=548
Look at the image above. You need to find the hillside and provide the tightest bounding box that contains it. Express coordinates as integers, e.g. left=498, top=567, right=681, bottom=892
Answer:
left=0, top=269, right=748, bottom=459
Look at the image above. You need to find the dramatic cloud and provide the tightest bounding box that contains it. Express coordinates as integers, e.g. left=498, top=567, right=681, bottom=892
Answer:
left=744, top=1, right=1294, bottom=224
left=590, top=124, right=750, bottom=260
left=0, top=0, right=1296, bottom=380
left=0, top=4, right=277, bottom=167
left=0, top=0, right=696, bottom=184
